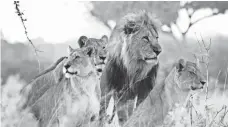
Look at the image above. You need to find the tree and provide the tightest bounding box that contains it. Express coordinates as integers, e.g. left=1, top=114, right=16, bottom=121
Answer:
left=90, top=1, right=228, bottom=42
left=171, top=1, right=228, bottom=42
left=91, top=2, right=180, bottom=29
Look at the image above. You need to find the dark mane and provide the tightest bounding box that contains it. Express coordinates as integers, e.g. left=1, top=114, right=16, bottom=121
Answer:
left=100, top=58, right=159, bottom=106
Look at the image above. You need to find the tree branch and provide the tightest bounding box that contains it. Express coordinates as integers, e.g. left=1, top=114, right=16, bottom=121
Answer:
left=165, top=8, right=220, bottom=44
left=90, top=10, right=112, bottom=30
left=183, top=12, right=219, bottom=36
left=14, top=1, right=42, bottom=72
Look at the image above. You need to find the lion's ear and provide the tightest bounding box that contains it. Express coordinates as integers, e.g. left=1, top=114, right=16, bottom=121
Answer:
left=101, top=35, right=108, bottom=43
left=78, top=36, right=88, bottom=48
left=176, top=58, right=185, bottom=72
left=67, top=45, right=74, bottom=55
left=124, top=22, right=139, bottom=35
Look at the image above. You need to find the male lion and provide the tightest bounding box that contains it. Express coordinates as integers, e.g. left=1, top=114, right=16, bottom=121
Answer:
left=20, top=47, right=100, bottom=127
left=99, top=10, right=162, bottom=123
left=123, top=59, right=206, bottom=127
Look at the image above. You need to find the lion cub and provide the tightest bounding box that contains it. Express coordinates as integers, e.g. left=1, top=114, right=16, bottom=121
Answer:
left=123, top=59, right=206, bottom=127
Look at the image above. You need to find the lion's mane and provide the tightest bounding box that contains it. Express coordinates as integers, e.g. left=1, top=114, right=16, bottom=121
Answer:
left=100, top=10, right=162, bottom=112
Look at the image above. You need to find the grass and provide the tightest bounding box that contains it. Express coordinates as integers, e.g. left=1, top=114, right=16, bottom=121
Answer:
left=1, top=35, right=228, bottom=127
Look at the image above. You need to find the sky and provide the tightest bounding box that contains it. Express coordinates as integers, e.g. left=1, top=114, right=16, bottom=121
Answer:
left=0, top=0, right=228, bottom=44
left=0, top=0, right=110, bottom=43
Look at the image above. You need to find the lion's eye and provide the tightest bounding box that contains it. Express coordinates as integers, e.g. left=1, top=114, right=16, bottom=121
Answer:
left=75, top=56, right=79, bottom=59
left=142, top=36, right=149, bottom=42
left=128, top=22, right=135, bottom=27
left=189, top=71, right=195, bottom=75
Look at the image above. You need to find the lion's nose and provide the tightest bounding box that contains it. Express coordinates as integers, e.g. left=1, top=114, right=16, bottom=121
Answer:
left=154, top=50, right=161, bottom=56
left=64, top=64, right=70, bottom=69
left=152, top=44, right=162, bottom=56
left=97, top=68, right=102, bottom=72
left=200, top=81, right=206, bottom=85
left=99, top=56, right=106, bottom=61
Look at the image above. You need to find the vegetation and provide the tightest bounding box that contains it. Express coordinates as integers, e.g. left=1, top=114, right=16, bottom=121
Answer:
left=1, top=1, right=228, bottom=127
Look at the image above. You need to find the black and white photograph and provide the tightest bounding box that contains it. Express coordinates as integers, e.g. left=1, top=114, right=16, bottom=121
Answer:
left=1, top=1, right=228, bottom=127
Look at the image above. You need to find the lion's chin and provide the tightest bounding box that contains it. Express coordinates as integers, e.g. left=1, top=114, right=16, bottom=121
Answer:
left=64, top=73, right=75, bottom=78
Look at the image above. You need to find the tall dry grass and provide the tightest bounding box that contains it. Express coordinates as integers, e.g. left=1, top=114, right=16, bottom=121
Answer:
left=1, top=35, right=228, bottom=127
left=104, top=36, right=228, bottom=127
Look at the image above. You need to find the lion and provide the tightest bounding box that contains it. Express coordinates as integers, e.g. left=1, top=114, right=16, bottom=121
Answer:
left=123, top=59, right=206, bottom=127
left=78, top=35, right=109, bottom=76
left=20, top=47, right=101, bottom=127
left=58, top=46, right=101, bottom=127
left=99, top=10, right=162, bottom=124
left=27, top=35, right=108, bottom=82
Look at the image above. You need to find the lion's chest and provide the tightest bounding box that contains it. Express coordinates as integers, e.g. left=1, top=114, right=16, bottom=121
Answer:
left=59, top=77, right=100, bottom=126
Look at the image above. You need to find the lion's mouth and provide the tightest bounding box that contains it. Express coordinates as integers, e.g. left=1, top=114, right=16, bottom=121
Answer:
left=144, top=57, right=157, bottom=63
left=63, top=67, right=80, bottom=78
left=66, top=70, right=78, bottom=75
left=95, top=62, right=105, bottom=66
left=191, top=86, right=197, bottom=90
left=191, top=86, right=204, bottom=90
left=65, top=70, right=79, bottom=78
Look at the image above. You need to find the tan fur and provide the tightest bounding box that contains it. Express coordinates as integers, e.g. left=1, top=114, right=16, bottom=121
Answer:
left=123, top=59, right=206, bottom=127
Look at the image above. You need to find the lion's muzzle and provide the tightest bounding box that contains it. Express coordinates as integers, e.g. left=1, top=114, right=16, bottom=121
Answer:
left=191, top=80, right=206, bottom=90
left=144, top=55, right=158, bottom=64
left=63, top=64, right=80, bottom=78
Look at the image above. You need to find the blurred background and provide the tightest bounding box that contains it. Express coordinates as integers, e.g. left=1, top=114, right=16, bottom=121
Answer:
left=1, top=1, right=228, bottom=126
left=1, top=1, right=228, bottom=86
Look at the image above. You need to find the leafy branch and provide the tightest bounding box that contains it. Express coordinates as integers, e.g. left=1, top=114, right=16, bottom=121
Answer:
left=14, top=1, right=42, bottom=72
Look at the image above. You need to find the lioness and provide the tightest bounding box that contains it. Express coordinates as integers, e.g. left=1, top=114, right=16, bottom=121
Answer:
left=78, top=35, right=109, bottom=75
left=123, top=59, right=206, bottom=127
left=20, top=47, right=100, bottom=127
left=59, top=46, right=101, bottom=127
left=28, top=35, right=108, bottom=81
left=99, top=10, right=162, bottom=124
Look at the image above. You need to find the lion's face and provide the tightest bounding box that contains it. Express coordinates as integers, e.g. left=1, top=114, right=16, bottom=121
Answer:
left=78, top=35, right=108, bottom=74
left=175, top=59, right=206, bottom=91
left=63, top=46, right=95, bottom=78
left=125, top=25, right=161, bottom=65
left=109, top=11, right=162, bottom=73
